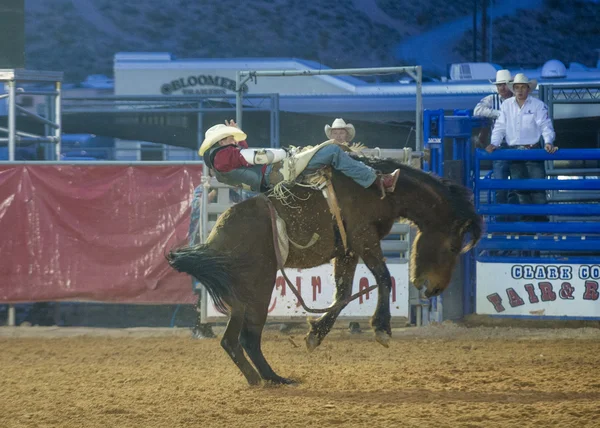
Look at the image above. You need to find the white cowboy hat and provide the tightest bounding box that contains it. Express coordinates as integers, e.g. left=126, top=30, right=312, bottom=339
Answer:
left=324, top=118, right=356, bottom=141
left=199, top=124, right=247, bottom=156
left=490, top=69, right=512, bottom=85
left=508, top=73, right=538, bottom=91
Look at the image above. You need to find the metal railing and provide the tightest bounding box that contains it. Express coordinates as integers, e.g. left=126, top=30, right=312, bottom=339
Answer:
left=474, top=148, right=600, bottom=262
left=0, top=69, right=63, bottom=160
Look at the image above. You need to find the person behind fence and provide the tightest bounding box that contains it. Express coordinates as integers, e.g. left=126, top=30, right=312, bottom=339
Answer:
left=474, top=69, right=519, bottom=219
left=199, top=119, right=400, bottom=195
left=486, top=73, right=558, bottom=222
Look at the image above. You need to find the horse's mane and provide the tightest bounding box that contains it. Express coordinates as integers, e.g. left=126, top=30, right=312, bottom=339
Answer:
left=352, top=155, right=482, bottom=237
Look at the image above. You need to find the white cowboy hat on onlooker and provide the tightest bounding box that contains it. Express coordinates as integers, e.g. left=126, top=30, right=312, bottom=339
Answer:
left=199, top=124, right=247, bottom=156
left=324, top=118, right=356, bottom=141
left=490, top=69, right=512, bottom=85
left=508, top=73, right=538, bottom=91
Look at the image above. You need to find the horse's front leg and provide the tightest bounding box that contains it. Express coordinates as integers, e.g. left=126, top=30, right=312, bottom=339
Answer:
left=358, top=240, right=393, bottom=347
left=305, top=252, right=358, bottom=352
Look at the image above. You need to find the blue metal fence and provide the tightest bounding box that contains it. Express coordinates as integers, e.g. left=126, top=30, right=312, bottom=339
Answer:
left=474, top=148, right=600, bottom=263
left=423, top=110, right=490, bottom=316
left=424, top=109, right=600, bottom=318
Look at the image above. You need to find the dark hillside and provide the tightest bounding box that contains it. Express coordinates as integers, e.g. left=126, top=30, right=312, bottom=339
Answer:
left=24, top=0, right=599, bottom=82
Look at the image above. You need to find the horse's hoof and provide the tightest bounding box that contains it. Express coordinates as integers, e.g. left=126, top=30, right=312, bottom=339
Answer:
left=305, top=332, right=320, bottom=353
left=267, top=376, right=299, bottom=386
left=191, top=324, right=216, bottom=339
left=245, top=373, right=263, bottom=386
left=375, top=330, right=391, bottom=348
left=247, top=378, right=262, bottom=386
left=348, top=322, right=362, bottom=334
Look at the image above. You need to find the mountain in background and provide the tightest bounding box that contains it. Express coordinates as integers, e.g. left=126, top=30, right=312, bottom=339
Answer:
left=24, top=0, right=600, bottom=83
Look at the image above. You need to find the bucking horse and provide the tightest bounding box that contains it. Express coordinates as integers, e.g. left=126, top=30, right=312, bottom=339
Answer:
left=167, top=154, right=482, bottom=385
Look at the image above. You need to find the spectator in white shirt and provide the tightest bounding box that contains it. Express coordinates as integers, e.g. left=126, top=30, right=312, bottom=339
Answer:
left=487, top=73, right=558, bottom=221
left=474, top=69, right=518, bottom=218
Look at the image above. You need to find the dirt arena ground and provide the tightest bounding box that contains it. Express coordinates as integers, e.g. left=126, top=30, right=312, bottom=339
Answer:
left=1, top=323, right=600, bottom=428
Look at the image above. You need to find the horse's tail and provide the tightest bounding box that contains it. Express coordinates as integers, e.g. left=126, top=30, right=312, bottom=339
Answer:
left=166, top=245, right=237, bottom=314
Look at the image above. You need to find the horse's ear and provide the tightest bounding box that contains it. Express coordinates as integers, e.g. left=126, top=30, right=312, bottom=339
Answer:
left=457, top=220, right=474, bottom=254
left=458, top=220, right=471, bottom=235
left=460, top=240, right=476, bottom=254
left=458, top=219, right=482, bottom=254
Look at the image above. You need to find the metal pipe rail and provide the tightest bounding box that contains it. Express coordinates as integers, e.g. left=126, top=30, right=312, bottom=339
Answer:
left=15, top=105, right=60, bottom=129
left=477, top=238, right=600, bottom=251
left=474, top=148, right=600, bottom=214
left=62, top=93, right=277, bottom=101
left=240, top=66, right=420, bottom=77
left=0, top=90, right=59, bottom=98
left=547, top=169, right=600, bottom=176
left=62, top=107, right=255, bottom=114
left=477, top=255, right=600, bottom=264
left=236, top=66, right=423, bottom=151
left=0, top=160, right=205, bottom=166
left=478, top=179, right=600, bottom=190
left=0, top=137, right=59, bottom=144
left=476, top=148, right=600, bottom=161
left=1, top=69, right=63, bottom=161
left=478, top=204, right=600, bottom=216
left=485, top=222, right=600, bottom=234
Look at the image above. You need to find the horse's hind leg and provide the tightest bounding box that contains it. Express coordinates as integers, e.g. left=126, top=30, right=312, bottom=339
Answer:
left=357, top=239, right=393, bottom=347
left=220, top=304, right=262, bottom=386
left=240, top=309, right=296, bottom=385
left=305, top=253, right=358, bottom=352
left=239, top=295, right=296, bottom=385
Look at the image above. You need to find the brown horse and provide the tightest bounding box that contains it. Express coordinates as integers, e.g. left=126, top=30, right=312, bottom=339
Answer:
left=167, top=156, right=482, bottom=385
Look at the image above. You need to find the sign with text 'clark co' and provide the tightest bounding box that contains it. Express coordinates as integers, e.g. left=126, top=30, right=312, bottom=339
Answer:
left=476, top=262, right=600, bottom=318
left=207, top=263, right=410, bottom=319
left=160, top=75, right=249, bottom=95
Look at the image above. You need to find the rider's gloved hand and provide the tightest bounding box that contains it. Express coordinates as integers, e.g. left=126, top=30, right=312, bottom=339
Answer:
left=285, top=146, right=299, bottom=156
left=349, top=142, right=366, bottom=153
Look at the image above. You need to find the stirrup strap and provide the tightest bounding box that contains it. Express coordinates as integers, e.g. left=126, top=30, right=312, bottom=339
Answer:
left=321, top=168, right=349, bottom=252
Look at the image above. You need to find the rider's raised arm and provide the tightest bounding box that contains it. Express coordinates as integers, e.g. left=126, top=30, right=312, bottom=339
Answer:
left=240, top=148, right=288, bottom=165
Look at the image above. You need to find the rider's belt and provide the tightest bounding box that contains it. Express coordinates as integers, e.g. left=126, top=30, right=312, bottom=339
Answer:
left=515, top=142, right=541, bottom=150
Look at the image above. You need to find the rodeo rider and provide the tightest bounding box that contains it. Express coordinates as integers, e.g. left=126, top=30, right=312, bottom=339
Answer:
left=199, top=119, right=400, bottom=195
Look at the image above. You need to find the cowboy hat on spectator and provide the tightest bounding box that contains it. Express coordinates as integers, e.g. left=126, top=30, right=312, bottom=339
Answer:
left=324, top=118, right=356, bottom=141
left=199, top=124, right=247, bottom=156
left=508, top=73, right=538, bottom=91
left=490, top=69, right=512, bottom=85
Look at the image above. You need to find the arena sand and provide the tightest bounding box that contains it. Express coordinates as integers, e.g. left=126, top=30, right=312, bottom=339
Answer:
left=1, top=323, right=599, bottom=427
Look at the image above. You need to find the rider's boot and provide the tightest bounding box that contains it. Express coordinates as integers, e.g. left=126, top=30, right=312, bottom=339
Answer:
left=375, top=169, right=400, bottom=199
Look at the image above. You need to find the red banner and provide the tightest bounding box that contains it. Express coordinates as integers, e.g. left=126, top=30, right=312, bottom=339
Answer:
left=0, top=165, right=202, bottom=304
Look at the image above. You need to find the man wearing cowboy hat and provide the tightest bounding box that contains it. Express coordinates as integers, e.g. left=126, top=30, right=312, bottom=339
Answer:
left=325, top=118, right=355, bottom=144
left=199, top=119, right=400, bottom=195
left=488, top=73, right=558, bottom=220
left=325, top=118, right=367, bottom=153
left=474, top=69, right=518, bottom=219
left=475, top=69, right=513, bottom=119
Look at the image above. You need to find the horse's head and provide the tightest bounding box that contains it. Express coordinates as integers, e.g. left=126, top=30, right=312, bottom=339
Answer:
left=350, top=154, right=483, bottom=297
left=410, top=216, right=482, bottom=298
